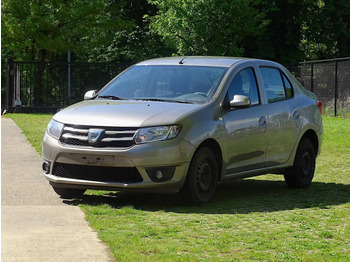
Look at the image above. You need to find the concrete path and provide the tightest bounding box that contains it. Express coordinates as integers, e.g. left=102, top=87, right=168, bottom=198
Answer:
left=1, top=117, right=114, bottom=262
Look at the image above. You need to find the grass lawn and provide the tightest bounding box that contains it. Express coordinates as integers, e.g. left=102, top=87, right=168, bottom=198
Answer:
left=4, top=114, right=350, bottom=261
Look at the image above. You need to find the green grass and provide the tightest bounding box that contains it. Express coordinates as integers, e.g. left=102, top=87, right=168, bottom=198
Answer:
left=5, top=114, right=350, bottom=261
left=323, top=107, right=350, bottom=119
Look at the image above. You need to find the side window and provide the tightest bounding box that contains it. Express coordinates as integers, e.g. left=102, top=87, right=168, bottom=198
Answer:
left=260, top=67, right=286, bottom=103
left=260, top=67, right=294, bottom=103
left=228, top=68, right=260, bottom=105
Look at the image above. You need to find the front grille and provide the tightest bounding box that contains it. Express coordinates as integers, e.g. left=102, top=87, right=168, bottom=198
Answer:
left=52, top=163, right=143, bottom=183
left=60, top=125, right=138, bottom=148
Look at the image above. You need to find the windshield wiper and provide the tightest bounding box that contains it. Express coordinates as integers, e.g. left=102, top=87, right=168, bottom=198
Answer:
left=136, top=98, right=192, bottom=104
left=169, top=99, right=192, bottom=104
left=98, top=95, right=125, bottom=100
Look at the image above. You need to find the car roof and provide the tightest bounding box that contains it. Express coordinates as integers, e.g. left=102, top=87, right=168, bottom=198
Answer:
left=136, top=56, right=254, bottom=68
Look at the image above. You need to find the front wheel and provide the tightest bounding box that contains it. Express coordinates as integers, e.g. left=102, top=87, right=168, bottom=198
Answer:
left=181, top=147, right=218, bottom=205
left=284, top=138, right=316, bottom=188
left=52, top=186, right=86, bottom=199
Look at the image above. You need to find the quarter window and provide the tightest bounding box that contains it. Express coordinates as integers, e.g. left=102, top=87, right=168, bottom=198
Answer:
left=228, top=68, right=260, bottom=105
left=282, top=73, right=293, bottom=98
left=260, top=67, right=294, bottom=103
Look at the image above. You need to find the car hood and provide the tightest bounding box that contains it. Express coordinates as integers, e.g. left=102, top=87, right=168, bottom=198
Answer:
left=53, top=100, right=202, bottom=127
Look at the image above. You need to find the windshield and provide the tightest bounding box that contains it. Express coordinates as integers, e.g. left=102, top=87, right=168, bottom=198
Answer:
left=97, top=65, right=228, bottom=104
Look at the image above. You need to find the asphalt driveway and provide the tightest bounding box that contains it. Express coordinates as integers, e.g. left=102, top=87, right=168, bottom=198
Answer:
left=1, top=117, right=114, bottom=261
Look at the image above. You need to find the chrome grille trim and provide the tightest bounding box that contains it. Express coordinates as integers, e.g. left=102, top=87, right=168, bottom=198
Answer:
left=63, top=126, right=89, bottom=134
left=61, top=133, right=88, bottom=141
left=101, top=137, right=134, bottom=142
left=60, top=124, right=138, bottom=148
left=105, top=130, right=136, bottom=135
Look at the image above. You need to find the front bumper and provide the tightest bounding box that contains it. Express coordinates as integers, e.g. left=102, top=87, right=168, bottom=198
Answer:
left=42, top=132, right=195, bottom=193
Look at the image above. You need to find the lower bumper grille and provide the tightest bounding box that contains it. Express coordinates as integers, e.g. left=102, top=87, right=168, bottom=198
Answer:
left=52, top=163, right=143, bottom=183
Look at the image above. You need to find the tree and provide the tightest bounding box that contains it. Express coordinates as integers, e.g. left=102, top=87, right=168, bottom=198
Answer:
left=1, top=0, right=132, bottom=62
left=1, top=0, right=132, bottom=105
left=149, top=0, right=267, bottom=56
left=300, top=0, right=350, bottom=60
left=243, top=0, right=313, bottom=64
left=79, top=0, right=174, bottom=63
left=149, top=0, right=350, bottom=64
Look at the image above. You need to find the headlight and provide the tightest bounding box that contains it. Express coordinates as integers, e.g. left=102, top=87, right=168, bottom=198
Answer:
left=134, top=125, right=182, bottom=144
left=47, top=119, right=64, bottom=140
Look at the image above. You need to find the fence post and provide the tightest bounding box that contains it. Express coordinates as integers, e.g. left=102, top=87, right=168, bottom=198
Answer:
left=310, top=62, right=314, bottom=93
left=5, top=59, right=15, bottom=113
left=334, top=61, right=338, bottom=117
left=68, top=51, right=71, bottom=99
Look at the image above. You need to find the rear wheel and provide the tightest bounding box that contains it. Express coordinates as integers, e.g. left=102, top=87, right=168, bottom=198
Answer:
left=52, top=186, right=86, bottom=199
left=181, top=147, right=218, bottom=205
left=284, top=138, right=316, bottom=188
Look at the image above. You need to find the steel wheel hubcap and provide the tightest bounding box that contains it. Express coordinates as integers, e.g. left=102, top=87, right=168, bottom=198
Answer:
left=301, top=151, right=311, bottom=175
left=197, top=160, right=212, bottom=192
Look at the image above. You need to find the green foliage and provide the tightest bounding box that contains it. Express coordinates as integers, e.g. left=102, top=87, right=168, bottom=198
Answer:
left=2, top=0, right=349, bottom=65
left=244, top=0, right=309, bottom=63
left=1, top=0, right=132, bottom=61
left=149, top=0, right=267, bottom=56
left=150, top=0, right=350, bottom=63
left=245, top=0, right=350, bottom=62
left=79, top=0, right=174, bottom=63
left=300, top=0, right=350, bottom=60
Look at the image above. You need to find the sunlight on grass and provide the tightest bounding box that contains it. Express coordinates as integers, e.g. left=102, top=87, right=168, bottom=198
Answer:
left=5, top=114, right=350, bottom=261
left=80, top=117, right=350, bottom=261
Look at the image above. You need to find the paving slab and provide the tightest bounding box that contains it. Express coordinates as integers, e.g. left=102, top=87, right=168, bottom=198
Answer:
left=1, top=117, right=114, bottom=262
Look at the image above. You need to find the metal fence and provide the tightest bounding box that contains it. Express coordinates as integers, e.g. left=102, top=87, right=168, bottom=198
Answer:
left=3, top=58, right=350, bottom=116
left=296, top=57, right=350, bottom=117
left=4, top=60, right=131, bottom=113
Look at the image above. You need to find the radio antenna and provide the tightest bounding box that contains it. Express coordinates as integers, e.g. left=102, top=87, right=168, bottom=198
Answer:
left=179, top=35, right=213, bottom=65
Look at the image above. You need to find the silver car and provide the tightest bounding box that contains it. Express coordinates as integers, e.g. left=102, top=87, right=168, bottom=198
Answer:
left=42, top=57, right=323, bottom=204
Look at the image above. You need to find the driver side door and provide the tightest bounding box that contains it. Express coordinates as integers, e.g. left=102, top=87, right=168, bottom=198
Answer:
left=222, top=67, right=268, bottom=174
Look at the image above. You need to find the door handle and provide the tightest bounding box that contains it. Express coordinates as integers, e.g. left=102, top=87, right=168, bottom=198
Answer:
left=293, top=110, right=300, bottom=120
left=259, top=116, right=267, bottom=127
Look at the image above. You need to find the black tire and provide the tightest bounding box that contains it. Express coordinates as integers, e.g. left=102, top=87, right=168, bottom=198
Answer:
left=284, top=138, right=316, bottom=188
left=52, top=186, right=86, bottom=199
left=181, top=147, right=218, bottom=205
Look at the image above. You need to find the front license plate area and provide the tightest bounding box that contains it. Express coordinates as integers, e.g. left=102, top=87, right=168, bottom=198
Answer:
left=56, top=154, right=115, bottom=166
left=81, top=155, right=114, bottom=165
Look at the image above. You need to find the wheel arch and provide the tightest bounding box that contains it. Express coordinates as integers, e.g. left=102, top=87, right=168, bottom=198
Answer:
left=195, top=138, right=223, bottom=181
left=300, top=129, right=319, bottom=155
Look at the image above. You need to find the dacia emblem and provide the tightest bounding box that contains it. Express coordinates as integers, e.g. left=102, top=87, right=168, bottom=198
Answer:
left=88, top=129, right=105, bottom=146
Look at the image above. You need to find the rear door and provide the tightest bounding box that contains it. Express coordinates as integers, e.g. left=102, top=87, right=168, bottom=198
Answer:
left=259, top=66, right=301, bottom=165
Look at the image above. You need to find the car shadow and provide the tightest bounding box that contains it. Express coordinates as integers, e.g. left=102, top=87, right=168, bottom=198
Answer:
left=63, top=179, right=350, bottom=215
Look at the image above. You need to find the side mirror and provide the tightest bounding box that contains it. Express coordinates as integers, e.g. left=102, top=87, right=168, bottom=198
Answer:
left=230, top=95, right=251, bottom=108
left=84, top=90, right=97, bottom=100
